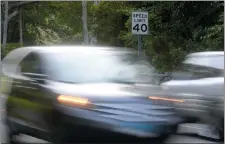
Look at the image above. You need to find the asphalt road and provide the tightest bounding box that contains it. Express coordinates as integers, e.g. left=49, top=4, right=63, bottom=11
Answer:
left=0, top=95, right=221, bottom=143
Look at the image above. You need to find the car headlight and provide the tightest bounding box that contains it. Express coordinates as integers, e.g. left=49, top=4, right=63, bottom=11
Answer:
left=57, top=95, right=91, bottom=108
left=149, top=96, right=184, bottom=103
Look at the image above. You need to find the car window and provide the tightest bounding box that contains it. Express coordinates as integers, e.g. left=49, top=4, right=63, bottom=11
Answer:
left=184, top=55, right=224, bottom=70
left=19, top=53, right=43, bottom=75
left=172, top=63, right=223, bottom=80
left=1, top=48, right=34, bottom=75
left=44, top=52, right=156, bottom=84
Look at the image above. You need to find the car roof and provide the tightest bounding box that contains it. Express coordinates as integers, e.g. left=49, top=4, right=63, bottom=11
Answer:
left=23, top=45, right=137, bottom=55
left=1, top=45, right=137, bottom=76
left=187, top=51, right=224, bottom=57
left=2, top=45, right=136, bottom=64
left=184, top=51, right=224, bottom=70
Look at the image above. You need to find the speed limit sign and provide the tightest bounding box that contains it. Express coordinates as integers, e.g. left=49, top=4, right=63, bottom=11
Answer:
left=132, top=12, right=148, bottom=35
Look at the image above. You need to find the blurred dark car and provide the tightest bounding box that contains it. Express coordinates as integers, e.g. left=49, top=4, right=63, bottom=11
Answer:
left=1, top=46, right=183, bottom=143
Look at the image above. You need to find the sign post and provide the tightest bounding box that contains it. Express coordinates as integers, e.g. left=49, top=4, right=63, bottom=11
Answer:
left=138, top=35, right=142, bottom=55
left=132, top=12, right=148, bottom=56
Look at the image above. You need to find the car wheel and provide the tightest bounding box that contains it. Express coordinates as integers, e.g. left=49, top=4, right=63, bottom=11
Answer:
left=209, top=118, right=224, bottom=142
left=6, top=119, right=19, bottom=144
left=156, top=125, right=178, bottom=143
left=155, top=134, right=171, bottom=143
left=49, top=123, right=66, bottom=144
left=218, top=119, right=224, bottom=142
left=48, top=112, right=66, bottom=144
left=50, top=128, right=65, bottom=144
left=139, top=125, right=178, bottom=143
left=137, top=134, right=172, bottom=143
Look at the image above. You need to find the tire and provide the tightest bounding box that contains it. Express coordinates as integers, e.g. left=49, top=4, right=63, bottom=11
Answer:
left=138, top=125, right=178, bottom=143
left=50, top=126, right=65, bottom=144
left=136, top=134, right=171, bottom=143
left=48, top=111, right=66, bottom=144
left=182, top=116, right=199, bottom=123
left=6, top=119, right=19, bottom=144
left=208, top=117, right=224, bottom=142
left=5, top=104, right=18, bottom=143
left=155, top=134, right=171, bottom=143
left=155, top=125, right=178, bottom=143
left=218, top=119, right=224, bottom=142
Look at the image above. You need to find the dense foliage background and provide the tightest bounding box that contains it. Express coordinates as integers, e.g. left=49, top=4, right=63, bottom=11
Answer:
left=1, top=1, right=224, bottom=72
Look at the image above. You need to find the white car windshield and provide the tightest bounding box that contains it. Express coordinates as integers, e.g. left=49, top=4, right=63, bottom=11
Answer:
left=171, top=63, right=224, bottom=80
left=44, top=52, right=156, bottom=84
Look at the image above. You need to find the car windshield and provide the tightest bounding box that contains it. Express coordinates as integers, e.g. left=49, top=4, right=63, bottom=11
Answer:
left=171, top=63, right=223, bottom=80
left=44, top=51, right=156, bottom=84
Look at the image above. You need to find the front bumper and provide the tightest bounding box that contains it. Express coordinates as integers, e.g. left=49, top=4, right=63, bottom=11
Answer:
left=63, top=118, right=178, bottom=142
left=57, top=103, right=182, bottom=139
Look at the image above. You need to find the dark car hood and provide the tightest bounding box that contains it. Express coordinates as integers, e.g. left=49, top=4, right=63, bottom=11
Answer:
left=45, top=80, right=164, bottom=98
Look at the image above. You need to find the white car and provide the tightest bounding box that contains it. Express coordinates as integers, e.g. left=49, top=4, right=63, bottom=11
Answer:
left=161, top=51, right=224, bottom=96
left=161, top=51, right=224, bottom=140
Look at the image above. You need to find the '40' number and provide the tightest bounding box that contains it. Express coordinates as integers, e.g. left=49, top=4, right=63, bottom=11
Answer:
left=133, top=24, right=147, bottom=32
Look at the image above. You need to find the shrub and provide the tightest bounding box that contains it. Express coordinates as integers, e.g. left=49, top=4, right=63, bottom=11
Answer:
left=1, top=43, right=21, bottom=59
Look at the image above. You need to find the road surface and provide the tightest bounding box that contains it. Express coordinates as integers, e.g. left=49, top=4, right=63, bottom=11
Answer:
left=0, top=95, right=221, bottom=143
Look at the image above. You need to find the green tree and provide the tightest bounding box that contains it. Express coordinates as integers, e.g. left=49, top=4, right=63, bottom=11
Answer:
left=3, top=1, right=223, bottom=72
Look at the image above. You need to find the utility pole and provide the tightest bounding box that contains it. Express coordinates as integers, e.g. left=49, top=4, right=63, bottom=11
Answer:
left=2, top=1, right=9, bottom=52
left=19, top=8, right=23, bottom=47
left=94, top=1, right=99, bottom=5
left=89, top=1, right=99, bottom=45
left=82, top=1, right=89, bottom=45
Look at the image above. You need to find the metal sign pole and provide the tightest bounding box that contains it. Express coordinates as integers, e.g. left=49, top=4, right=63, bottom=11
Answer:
left=138, top=35, right=142, bottom=56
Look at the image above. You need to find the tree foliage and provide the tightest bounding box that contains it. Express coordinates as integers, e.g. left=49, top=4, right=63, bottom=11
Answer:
left=2, top=1, right=224, bottom=71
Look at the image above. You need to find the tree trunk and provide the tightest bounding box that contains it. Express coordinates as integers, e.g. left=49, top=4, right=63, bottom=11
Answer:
left=2, top=1, right=9, bottom=52
left=19, top=8, right=23, bottom=47
left=1, top=5, right=4, bottom=44
left=91, top=1, right=99, bottom=45
left=10, top=20, right=18, bottom=42
left=82, top=1, right=89, bottom=44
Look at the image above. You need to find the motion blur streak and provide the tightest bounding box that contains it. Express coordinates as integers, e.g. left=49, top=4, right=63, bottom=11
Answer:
left=149, top=96, right=184, bottom=103
left=2, top=46, right=224, bottom=143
